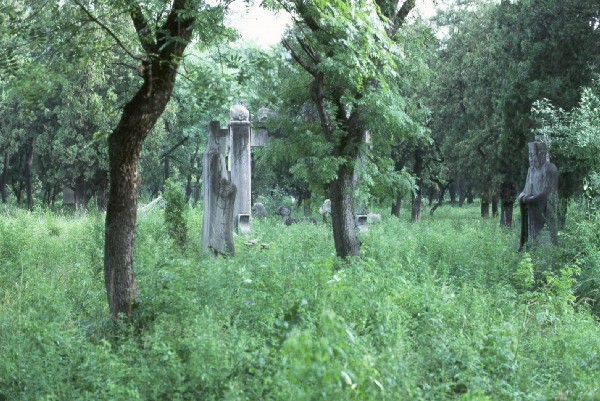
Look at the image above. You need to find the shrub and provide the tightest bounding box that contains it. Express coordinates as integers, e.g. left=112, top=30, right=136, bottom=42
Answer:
left=163, top=179, right=188, bottom=248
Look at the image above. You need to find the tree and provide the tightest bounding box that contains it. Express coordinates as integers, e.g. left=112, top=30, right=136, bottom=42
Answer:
left=533, top=78, right=600, bottom=205
left=71, top=0, right=233, bottom=319
left=273, top=0, right=423, bottom=258
left=426, top=0, right=600, bottom=226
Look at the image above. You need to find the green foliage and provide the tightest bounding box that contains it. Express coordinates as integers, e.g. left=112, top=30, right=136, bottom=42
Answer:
left=163, top=179, right=188, bottom=247
left=2, top=203, right=600, bottom=400
left=533, top=78, right=600, bottom=201
left=513, top=254, right=535, bottom=291
left=427, top=0, right=600, bottom=198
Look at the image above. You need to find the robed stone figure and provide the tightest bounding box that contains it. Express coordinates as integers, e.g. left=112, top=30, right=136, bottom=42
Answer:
left=518, top=140, right=558, bottom=251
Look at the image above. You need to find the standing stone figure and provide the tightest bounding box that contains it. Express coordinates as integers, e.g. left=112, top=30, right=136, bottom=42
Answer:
left=202, top=121, right=236, bottom=256
left=518, top=140, right=558, bottom=251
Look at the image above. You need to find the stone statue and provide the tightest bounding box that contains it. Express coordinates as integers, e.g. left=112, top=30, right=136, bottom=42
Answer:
left=518, top=140, right=558, bottom=251
left=319, top=199, right=331, bottom=223
left=252, top=202, right=268, bottom=219
left=276, top=205, right=295, bottom=225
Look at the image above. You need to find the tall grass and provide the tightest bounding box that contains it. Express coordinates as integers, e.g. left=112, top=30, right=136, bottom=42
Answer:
left=0, top=203, right=599, bottom=400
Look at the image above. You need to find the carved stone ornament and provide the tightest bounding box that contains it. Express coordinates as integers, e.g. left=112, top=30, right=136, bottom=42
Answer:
left=230, top=103, right=250, bottom=123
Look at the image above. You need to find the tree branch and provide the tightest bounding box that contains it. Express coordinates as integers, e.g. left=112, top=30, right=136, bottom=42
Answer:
left=296, top=35, right=320, bottom=65
left=156, top=0, right=195, bottom=62
left=282, top=38, right=319, bottom=77
left=130, top=2, right=157, bottom=55
left=71, top=0, right=142, bottom=61
left=161, top=136, right=189, bottom=159
left=391, top=0, right=416, bottom=35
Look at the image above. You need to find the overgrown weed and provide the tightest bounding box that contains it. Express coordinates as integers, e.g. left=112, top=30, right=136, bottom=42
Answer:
left=1, top=203, right=599, bottom=400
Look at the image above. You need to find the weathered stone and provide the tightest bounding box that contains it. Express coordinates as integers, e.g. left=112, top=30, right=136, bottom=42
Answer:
left=230, top=103, right=250, bottom=122
left=518, top=140, right=558, bottom=251
left=229, top=104, right=252, bottom=233
left=252, top=202, right=268, bottom=218
left=251, top=129, right=268, bottom=147
left=367, top=213, right=382, bottom=224
left=276, top=205, right=294, bottom=225
left=319, top=199, right=331, bottom=223
left=202, top=121, right=237, bottom=256
left=236, top=213, right=251, bottom=236
left=356, top=215, right=368, bottom=233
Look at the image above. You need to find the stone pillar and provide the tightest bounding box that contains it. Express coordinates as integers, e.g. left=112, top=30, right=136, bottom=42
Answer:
left=201, top=121, right=236, bottom=256
left=229, top=104, right=252, bottom=233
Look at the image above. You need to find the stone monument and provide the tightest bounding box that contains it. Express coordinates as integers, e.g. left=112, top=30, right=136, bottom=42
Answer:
left=229, top=103, right=251, bottom=235
left=201, top=121, right=236, bottom=256
left=518, top=137, right=558, bottom=251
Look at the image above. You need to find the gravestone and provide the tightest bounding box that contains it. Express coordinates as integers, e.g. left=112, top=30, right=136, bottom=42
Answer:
left=201, top=121, right=236, bottom=256
left=252, top=108, right=271, bottom=147
left=229, top=104, right=251, bottom=234
left=518, top=138, right=558, bottom=251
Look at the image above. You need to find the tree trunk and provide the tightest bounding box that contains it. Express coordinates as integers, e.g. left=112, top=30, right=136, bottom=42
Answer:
left=411, top=147, right=424, bottom=222
left=480, top=199, right=490, bottom=218
left=411, top=192, right=422, bottom=222
left=1, top=152, right=9, bottom=203
left=25, top=140, right=35, bottom=211
left=427, top=186, right=435, bottom=206
left=491, top=197, right=499, bottom=218
left=303, top=196, right=311, bottom=217
left=51, top=183, right=60, bottom=205
left=466, top=188, right=474, bottom=204
left=430, top=182, right=449, bottom=216
left=74, top=177, right=91, bottom=211
left=105, top=128, right=143, bottom=319
left=500, top=181, right=516, bottom=227
left=449, top=181, right=457, bottom=205
left=329, top=164, right=360, bottom=259
left=391, top=194, right=402, bottom=217
left=163, top=155, right=170, bottom=183
left=458, top=189, right=466, bottom=207
left=194, top=172, right=201, bottom=204
left=103, top=1, right=194, bottom=320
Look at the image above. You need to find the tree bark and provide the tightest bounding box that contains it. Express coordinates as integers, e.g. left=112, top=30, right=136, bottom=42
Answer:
left=491, top=197, right=499, bottom=218
left=430, top=181, right=450, bottom=216
left=466, top=187, right=474, bottom=204
left=391, top=194, right=402, bottom=217
left=103, top=0, right=194, bottom=320
left=163, top=155, right=170, bottom=183
left=500, top=181, right=516, bottom=227
left=458, top=189, right=466, bottom=207
left=329, top=163, right=360, bottom=259
left=411, top=147, right=424, bottom=222
left=25, top=140, right=35, bottom=211
left=449, top=181, right=457, bottom=205
left=1, top=152, right=9, bottom=203
left=480, top=199, right=490, bottom=218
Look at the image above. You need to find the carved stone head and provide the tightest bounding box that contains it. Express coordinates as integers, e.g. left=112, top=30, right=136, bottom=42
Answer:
left=528, top=142, right=548, bottom=169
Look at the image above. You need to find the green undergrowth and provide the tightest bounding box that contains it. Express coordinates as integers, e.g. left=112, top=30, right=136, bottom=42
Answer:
left=1, top=203, right=599, bottom=400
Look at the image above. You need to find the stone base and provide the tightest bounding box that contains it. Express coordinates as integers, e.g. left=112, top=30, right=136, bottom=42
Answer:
left=236, top=214, right=251, bottom=235
left=356, top=215, right=368, bottom=233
